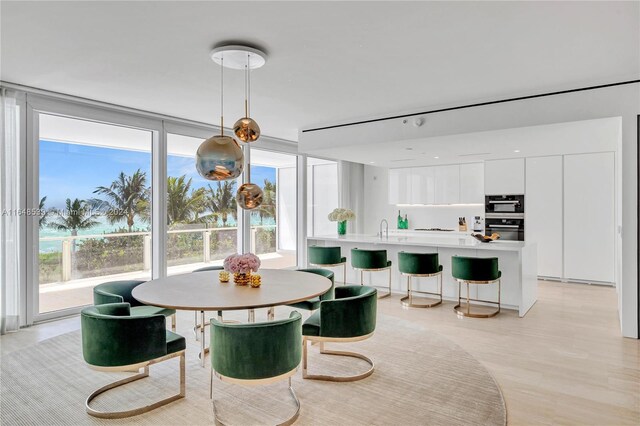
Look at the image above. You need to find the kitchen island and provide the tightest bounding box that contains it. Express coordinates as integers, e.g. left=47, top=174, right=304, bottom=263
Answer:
left=307, top=232, right=537, bottom=317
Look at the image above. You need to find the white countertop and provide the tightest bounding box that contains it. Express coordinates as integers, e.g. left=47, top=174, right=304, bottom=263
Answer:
left=308, top=233, right=529, bottom=252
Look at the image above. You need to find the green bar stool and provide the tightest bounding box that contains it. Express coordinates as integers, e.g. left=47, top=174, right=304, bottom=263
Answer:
left=308, top=246, right=347, bottom=284
left=351, top=248, right=392, bottom=299
left=452, top=256, right=502, bottom=318
left=398, top=252, right=443, bottom=308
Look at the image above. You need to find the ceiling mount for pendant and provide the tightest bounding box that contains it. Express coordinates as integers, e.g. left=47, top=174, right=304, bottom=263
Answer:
left=210, top=45, right=267, bottom=70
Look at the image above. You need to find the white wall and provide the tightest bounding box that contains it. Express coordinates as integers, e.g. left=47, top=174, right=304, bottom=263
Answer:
left=364, top=165, right=483, bottom=233
left=301, top=83, right=638, bottom=338
left=308, top=162, right=339, bottom=236
left=339, top=161, right=365, bottom=234
left=277, top=167, right=297, bottom=251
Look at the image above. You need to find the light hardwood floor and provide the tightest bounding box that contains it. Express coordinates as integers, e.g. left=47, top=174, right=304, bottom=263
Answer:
left=1, top=280, right=638, bottom=425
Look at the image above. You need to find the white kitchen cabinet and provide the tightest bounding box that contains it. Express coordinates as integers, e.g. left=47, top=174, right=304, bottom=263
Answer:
left=526, top=156, right=563, bottom=278
left=411, top=167, right=435, bottom=204
left=434, top=165, right=460, bottom=204
left=388, top=168, right=412, bottom=204
left=459, top=163, right=484, bottom=204
left=485, top=158, right=525, bottom=195
left=563, top=152, right=615, bottom=283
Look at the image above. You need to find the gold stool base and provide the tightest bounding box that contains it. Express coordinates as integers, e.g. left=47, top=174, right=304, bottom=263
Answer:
left=400, top=272, right=442, bottom=308
left=400, top=295, right=442, bottom=308
left=454, top=302, right=500, bottom=318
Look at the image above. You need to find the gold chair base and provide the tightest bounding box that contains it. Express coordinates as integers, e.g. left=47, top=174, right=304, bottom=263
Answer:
left=302, top=339, right=374, bottom=382
left=86, top=351, right=185, bottom=419
left=400, top=295, right=442, bottom=308
left=212, top=377, right=300, bottom=426
left=454, top=302, right=500, bottom=318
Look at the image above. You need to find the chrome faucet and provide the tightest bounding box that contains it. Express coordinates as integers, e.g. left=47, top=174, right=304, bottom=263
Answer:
left=379, top=219, right=389, bottom=239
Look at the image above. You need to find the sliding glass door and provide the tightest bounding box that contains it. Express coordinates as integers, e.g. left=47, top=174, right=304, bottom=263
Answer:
left=166, top=132, right=238, bottom=275
left=24, top=94, right=305, bottom=323
left=249, top=149, right=297, bottom=269
left=36, top=113, right=153, bottom=315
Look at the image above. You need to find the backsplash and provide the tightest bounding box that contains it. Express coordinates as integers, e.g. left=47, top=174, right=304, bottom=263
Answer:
left=363, top=165, right=484, bottom=234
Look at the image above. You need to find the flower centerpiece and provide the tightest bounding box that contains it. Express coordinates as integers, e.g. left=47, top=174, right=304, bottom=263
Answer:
left=328, top=208, right=356, bottom=235
left=223, top=253, right=261, bottom=286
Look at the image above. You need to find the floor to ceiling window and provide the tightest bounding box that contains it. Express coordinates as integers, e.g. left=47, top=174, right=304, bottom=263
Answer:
left=21, top=91, right=303, bottom=323
left=166, top=133, right=238, bottom=275
left=307, top=157, right=339, bottom=236
left=249, top=149, right=297, bottom=269
left=37, top=113, right=152, bottom=314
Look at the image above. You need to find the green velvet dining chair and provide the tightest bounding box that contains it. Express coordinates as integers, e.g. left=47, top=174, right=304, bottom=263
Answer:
left=308, top=245, right=347, bottom=284
left=81, top=302, right=186, bottom=419
left=209, top=311, right=303, bottom=425
left=93, top=280, right=176, bottom=331
left=302, top=285, right=377, bottom=382
left=285, top=268, right=335, bottom=312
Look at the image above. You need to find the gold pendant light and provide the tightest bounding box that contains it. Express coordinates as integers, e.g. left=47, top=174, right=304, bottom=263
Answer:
left=195, top=54, right=244, bottom=181
left=236, top=182, right=264, bottom=210
left=204, top=44, right=267, bottom=210
left=233, top=54, right=261, bottom=143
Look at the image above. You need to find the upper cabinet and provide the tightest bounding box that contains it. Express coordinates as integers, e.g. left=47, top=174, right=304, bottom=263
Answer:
left=388, top=163, right=483, bottom=205
left=484, top=158, right=525, bottom=195
left=388, top=168, right=412, bottom=204
left=433, top=165, right=460, bottom=204
left=411, top=167, right=435, bottom=205
left=459, top=163, right=484, bottom=204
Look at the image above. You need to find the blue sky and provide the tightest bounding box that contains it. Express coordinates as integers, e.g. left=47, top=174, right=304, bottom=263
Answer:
left=40, top=140, right=276, bottom=209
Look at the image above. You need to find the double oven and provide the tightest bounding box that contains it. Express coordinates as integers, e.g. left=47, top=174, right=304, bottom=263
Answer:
left=485, top=194, right=525, bottom=241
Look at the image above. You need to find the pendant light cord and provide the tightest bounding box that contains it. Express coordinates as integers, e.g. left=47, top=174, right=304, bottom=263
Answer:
left=244, top=57, right=249, bottom=118
left=220, top=55, right=224, bottom=135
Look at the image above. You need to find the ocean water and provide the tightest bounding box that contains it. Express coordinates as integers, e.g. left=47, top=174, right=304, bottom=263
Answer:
left=39, top=214, right=276, bottom=253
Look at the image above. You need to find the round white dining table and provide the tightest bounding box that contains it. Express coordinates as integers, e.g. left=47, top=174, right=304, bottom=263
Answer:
left=132, top=269, right=332, bottom=366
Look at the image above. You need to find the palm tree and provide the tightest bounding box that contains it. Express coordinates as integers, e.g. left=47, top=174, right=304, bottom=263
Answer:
left=50, top=198, right=99, bottom=250
left=167, top=175, right=205, bottom=225
left=259, top=179, right=276, bottom=224
left=91, top=169, right=149, bottom=232
left=207, top=181, right=237, bottom=227
left=38, top=196, right=52, bottom=229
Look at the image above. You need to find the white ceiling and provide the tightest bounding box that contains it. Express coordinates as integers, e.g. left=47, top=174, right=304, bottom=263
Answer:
left=2, top=1, right=638, bottom=142
left=306, top=117, right=622, bottom=168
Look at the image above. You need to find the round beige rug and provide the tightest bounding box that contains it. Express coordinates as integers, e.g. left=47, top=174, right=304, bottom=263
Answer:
left=0, top=314, right=506, bottom=425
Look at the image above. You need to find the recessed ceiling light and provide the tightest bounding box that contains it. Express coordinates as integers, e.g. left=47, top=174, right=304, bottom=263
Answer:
left=369, top=161, right=375, bottom=164
left=514, top=150, right=520, bottom=153
left=434, top=156, right=439, bottom=159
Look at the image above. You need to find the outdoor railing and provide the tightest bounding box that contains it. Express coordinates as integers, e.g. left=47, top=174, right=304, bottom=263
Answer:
left=39, top=225, right=277, bottom=283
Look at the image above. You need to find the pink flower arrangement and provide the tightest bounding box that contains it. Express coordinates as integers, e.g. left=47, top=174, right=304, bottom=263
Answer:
left=223, top=253, right=261, bottom=274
